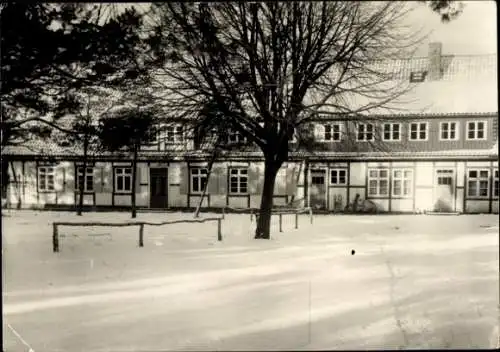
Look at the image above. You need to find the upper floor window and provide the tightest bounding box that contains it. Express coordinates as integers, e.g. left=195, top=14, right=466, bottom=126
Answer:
left=382, top=123, right=401, bottom=141
left=330, top=169, right=347, bottom=185
left=467, top=169, right=489, bottom=198
left=357, top=123, right=374, bottom=141
left=76, top=167, right=94, bottom=192
left=323, top=123, right=342, bottom=142
left=409, top=122, right=428, bottom=141
left=368, top=169, right=389, bottom=197
left=190, top=168, right=208, bottom=193
left=466, top=121, right=487, bottom=140
left=38, top=166, right=55, bottom=192
left=440, top=122, right=458, bottom=141
left=164, top=124, right=184, bottom=144
left=115, top=167, right=132, bottom=193
left=229, top=168, right=248, bottom=194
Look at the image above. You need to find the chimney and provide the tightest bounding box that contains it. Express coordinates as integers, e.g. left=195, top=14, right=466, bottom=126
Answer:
left=428, top=42, right=443, bottom=81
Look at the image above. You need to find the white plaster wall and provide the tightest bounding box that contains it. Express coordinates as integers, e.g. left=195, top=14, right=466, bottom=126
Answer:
left=390, top=199, right=414, bottom=212
left=228, top=196, right=247, bottom=208
left=95, top=193, right=112, bottom=206
left=415, top=162, right=434, bottom=187
left=465, top=200, right=490, bottom=213
left=368, top=199, right=389, bottom=212
left=456, top=188, right=464, bottom=212
left=414, top=188, right=434, bottom=212
left=210, top=195, right=226, bottom=208
left=168, top=185, right=185, bottom=207
left=114, top=194, right=132, bottom=206
left=466, top=161, right=493, bottom=167
left=492, top=201, right=499, bottom=213
left=349, top=163, right=366, bottom=187
left=328, top=188, right=348, bottom=211
left=456, top=162, right=465, bottom=187
left=190, top=195, right=209, bottom=208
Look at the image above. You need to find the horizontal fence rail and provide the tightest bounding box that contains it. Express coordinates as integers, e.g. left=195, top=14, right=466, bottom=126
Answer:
left=223, top=206, right=313, bottom=233
left=52, top=217, right=223, bottom=253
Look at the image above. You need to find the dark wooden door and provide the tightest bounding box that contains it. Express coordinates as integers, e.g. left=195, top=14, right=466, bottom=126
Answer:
left=150, top=168, right=168, bottom=208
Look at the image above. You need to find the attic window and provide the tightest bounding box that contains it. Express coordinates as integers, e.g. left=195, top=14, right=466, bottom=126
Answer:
left=409, top=71, right=427, bottom=82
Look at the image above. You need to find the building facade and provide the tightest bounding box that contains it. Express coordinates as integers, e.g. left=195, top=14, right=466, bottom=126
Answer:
left=3, top=43, right=499, bottom=213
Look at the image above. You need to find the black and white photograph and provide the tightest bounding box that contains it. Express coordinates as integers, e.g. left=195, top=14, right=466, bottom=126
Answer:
left=1, top=1, right=498, bottom=350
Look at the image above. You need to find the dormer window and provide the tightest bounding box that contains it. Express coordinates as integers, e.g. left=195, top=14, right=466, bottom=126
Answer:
left=409, top=71, right=427, bottom=83
left=228, top=130, right=247, bottom=144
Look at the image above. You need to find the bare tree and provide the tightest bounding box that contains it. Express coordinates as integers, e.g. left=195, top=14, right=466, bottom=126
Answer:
left=144, top=2, right=425, bottom=239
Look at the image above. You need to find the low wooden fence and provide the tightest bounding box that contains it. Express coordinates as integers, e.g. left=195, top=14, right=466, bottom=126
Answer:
left=223, top=206, right=313, bottom=233
left=52, top=217, right=223, bottom=253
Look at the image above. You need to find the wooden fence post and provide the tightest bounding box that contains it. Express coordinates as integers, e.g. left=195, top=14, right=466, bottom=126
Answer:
left=250, top=209, right=254, bottom=222
left=279, top=213, right=283, bottom=232
left=53, top=223, right=59, bottom=253
left=309, top=208, right=313, bottom=224
left=217, top=218, right=222, bottom=241
left=295, top=211, right=299, bottom=229
left=222, top=207, right=225, bottom=220
left=139, top=223, right=144, bottom=247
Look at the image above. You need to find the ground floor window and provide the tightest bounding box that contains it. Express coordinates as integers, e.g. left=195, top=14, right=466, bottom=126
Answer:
left=467, top=169, right=489, bottom=198
left=190, top=168, right=208, bottom=193
left=229, top=168, right=248, bottom=194
left=330, top=169, right=347, bottom=185
left=115, top=167, right=132, bottom=193
left=38, top=166, right=55, bottom=192
left=392, top=169, right=413, bottom=197
left=494, top=169, right=499, bottom=198
left=76, top=167, right=94, bottom=192
left=368, top=169, right=389, bottom=197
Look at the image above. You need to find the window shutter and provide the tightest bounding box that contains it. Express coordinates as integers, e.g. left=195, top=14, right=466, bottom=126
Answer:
left=54, top=165, right=64, bottom=192
left=66, top=165, right=75, bottom=193
left=248, top=163, right=261, bottom=194
left=134, top=163, right=142, bottom=191
left=102, top=165, right=113, bottom=193
left=314, top=124, right=325, bottom=141
left=217, top=166, right=227, bottom=195
left=275, top=167, right=287, bottom=195
left=207, top=166, right=219, bottom=194
left=179, top=165, right=189, bottom=194
left=94, top=166, right=102, bottom=193
left=286, top=165, right=298, bottom=196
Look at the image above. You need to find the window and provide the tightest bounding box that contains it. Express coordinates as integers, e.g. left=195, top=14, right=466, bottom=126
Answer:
left=115, top=167, right=132, bottom=193
left=324, top=124, right=342, bottom=141
left=440, top=122, right=458, bottom=140
left=164, top=124, right=184, bottom=143
left=357, top=123, right=374, bottom=141
left=409, top=122, right=428, bottom=141
left=368, top=169, right=389, bottom=197
left=392, top=169, right=413, bottom=197
left=467, top=169, right=489, bottom=198
left=466, top=121, right=487, bottom=140
left=330, top=169, right=347, bottom=185
left=38, top=166, right=55, bottom=192
left=494, top=169, right=499, bottom=198
left=76, top=167, right=94, bottom=192
left=229, top=168, right=248, bottom=194
left=228, top=131, right=247, bottom=144
left=190, top=168, right=208, bottom=193
left=383, top=123, right=401, bottom=141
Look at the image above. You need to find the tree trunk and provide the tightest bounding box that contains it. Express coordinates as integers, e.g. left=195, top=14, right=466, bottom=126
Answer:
left=255, top=159, right=281, bottom=239
left=77, top=134, right=89, bottom=216
left=194, top=148, right=218, bottom=218
left=131, top=144, right=138, bottom=218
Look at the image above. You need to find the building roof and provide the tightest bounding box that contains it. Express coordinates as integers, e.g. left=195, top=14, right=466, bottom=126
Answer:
left=313, top=52, right=498, bottom=117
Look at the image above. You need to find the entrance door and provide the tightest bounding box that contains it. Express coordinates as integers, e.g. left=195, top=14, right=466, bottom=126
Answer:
left=310, top=169, right=327, bottom=210
left=434, top=169, right=455, bottom=212
left=150, top=168, right=168, bottom=208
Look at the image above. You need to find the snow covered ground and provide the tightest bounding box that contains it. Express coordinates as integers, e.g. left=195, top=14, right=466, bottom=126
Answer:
left=2, top=210, right=499, bottom=351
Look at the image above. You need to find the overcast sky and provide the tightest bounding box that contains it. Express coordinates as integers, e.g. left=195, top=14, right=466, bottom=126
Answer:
left=123, top=1, right=496, bottom=56
left=409, top=0, right=497, bottom=56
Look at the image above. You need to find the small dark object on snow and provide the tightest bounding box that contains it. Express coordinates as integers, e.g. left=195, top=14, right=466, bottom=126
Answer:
left=393, top=226, right=400, bottom=230
left=351, top=249, right=355, bottom=255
